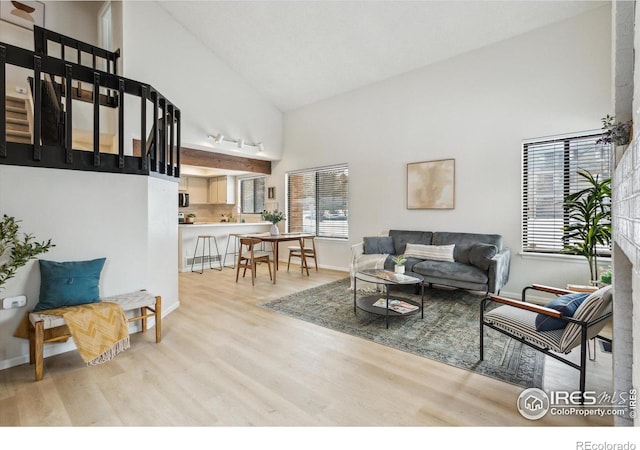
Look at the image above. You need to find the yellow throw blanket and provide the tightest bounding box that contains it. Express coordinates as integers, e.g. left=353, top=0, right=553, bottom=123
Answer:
left=37, top=302, right=130, bottom=366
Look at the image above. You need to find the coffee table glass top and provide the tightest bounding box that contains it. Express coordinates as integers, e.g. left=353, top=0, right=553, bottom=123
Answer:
left=356, top=269, right=423, bottom=285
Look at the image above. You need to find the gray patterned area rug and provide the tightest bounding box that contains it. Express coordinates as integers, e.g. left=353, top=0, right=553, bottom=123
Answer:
left=261, top=278, right=544, bottom=388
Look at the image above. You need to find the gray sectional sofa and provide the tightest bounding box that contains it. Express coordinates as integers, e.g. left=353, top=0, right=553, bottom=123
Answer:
left=350, top=229, right=511, bottom=294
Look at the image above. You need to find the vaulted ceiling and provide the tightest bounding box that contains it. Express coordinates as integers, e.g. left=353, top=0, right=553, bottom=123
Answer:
left=158, top=0, right=608, bottom=112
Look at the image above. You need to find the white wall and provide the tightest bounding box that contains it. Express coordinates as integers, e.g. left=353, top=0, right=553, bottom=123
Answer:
left=610, top=0, right=640, bottom=427
left=0, top=1, right=100, bottom=57
left=0, top=166, right=178, bottom=368
left=276, top=6, right=612, bottom=297
left=119, top=1, right=283, bottom=160
left=147, top=175, right=179, bottom=312
left=1, top=1, right=101, bottom=91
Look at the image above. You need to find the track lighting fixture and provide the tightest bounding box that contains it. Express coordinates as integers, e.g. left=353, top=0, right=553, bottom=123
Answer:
left=207, top=133, right=264, bottom=154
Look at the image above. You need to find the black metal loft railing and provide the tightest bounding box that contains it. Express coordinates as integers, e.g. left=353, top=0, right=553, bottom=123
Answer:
left=0, top=26, right=181, bottom=178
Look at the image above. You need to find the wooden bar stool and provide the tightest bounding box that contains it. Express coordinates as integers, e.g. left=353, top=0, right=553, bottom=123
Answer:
left=287, top=236, right=317, bottom=273
left=223, top=233, right=243, bottom=268
left=191, top=235, right=222, bottom=273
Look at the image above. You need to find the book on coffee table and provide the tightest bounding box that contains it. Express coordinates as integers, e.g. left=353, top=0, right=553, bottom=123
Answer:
left=363, top=269, right=422, bottom=284
left=372, top=298, right=419, bottom=314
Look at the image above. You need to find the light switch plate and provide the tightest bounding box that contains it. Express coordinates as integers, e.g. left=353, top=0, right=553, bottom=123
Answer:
left=2, top=295, right=27, bottom=309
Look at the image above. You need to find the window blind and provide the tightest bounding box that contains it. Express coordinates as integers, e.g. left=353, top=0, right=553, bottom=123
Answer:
left=240, top=176, right=266, bottom=214
left=287, top=164, right=349, bottom=239
left=522, top=132, right=611, bottom=255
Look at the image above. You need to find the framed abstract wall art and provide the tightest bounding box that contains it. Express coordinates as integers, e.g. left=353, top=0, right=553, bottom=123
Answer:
left=407, top=159, right=455, bottom=209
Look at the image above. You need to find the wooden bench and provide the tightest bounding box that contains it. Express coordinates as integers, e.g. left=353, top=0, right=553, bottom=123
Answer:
left=28, top=290, right=161, bottom=381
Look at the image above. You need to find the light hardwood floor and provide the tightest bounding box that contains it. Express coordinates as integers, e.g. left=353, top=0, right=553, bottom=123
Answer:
left=0, top=265, right=614, bottom=428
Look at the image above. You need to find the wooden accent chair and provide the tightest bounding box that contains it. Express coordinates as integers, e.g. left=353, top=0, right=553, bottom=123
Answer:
left=480, top=284, right=612, bottom=400
left=236, top=237, right=273, bottom=285
left=287, top=236, right=317, bottom=273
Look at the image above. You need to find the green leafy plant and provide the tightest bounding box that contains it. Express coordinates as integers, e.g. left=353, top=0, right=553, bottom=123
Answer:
left=600, top=267, right=612, bottom=285
left=0, top=214, right=54, bottom=290
left=392, top=255, right=407, bottom=266
left=186, top=213, right=196, bottom=218
left=261, top=209, right=286, bottom=224
left=596, top=114, right=632, bottom=146
left=562, top=169, right=611, bottom=282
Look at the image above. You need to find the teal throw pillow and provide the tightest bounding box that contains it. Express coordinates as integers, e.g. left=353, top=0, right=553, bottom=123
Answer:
left=34, top=258, right=106, bottom=312
left=535, top=292, right=589, bottom=332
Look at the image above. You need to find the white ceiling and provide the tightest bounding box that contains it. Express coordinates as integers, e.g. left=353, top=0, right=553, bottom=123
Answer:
left=158, top=0, right=607, bottom=112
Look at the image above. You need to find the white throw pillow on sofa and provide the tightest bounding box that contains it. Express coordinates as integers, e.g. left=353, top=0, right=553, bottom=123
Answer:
left=404, top=243, right=455, bottom=262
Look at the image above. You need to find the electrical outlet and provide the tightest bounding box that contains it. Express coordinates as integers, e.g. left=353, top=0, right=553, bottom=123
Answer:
left=2, top=295, right=27, bottom=309
left=15, top=86, right=27, bottom=94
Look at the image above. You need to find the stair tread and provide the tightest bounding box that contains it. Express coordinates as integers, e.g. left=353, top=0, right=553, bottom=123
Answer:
left=7, top=126, right=30, bottom=134
left=5, top=136, right=31, bottom=144
left=6, top=106, right=26, bottom=113
left=6, top=129, right=31, bottom=137
left=7, top=125, right=30, bottom=132
left=6, top=117, right=28, bottom=125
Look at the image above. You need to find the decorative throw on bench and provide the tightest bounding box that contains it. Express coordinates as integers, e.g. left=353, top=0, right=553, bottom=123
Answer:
left=41, top=301, right=130, bottom=365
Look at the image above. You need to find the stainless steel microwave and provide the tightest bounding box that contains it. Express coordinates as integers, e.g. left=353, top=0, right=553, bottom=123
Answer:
left=178, top=192, right=189, bottom=207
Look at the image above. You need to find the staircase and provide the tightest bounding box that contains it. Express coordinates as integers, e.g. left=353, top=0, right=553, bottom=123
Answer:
left=4, top=94, right=118, bottom=153
left=5, top=96, right=31, bottom=144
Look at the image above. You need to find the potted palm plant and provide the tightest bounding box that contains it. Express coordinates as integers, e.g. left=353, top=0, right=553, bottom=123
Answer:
left=261, top=209, right=286, bottom=235
left=562, top=169, right=611, bottom=283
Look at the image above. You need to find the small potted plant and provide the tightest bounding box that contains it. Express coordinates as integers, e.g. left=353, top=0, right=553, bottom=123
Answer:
left=392, top=255, right=407, bottom=274
left=600, top=267, right=612, bottom=285
left=261, top=209, right=286, bottom=235
left=596, top=114, right=632, bottom=148
left=185, top=213, right=196, bottom=224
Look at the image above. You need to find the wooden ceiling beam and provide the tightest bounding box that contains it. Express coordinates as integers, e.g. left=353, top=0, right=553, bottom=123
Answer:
left=181, top=146, right=271, bottom=174
left=133, top=140, right=271, bottom=174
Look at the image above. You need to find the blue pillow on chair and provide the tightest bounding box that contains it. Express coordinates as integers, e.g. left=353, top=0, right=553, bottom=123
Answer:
left=535, top=292, right=589, bottom=332
left=34, top=258, right=106, bottom=312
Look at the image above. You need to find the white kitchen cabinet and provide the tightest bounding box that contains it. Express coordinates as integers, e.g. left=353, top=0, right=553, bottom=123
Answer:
left=208, top=176, right=236, bottom=204
left=178, top=177, right=188, bottom=191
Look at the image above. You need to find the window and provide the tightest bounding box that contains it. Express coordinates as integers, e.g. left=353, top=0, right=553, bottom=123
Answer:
left=240, top=176, right=266, bottom=214
left=99, top=2, right=112, bottom=51
left=522, top=131, right=611, bottom=256
left=287, top=164, right=349, bottom=239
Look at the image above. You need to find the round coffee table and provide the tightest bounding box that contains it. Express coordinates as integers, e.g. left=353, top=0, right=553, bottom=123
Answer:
left=353, top=269, right=424, bottom=328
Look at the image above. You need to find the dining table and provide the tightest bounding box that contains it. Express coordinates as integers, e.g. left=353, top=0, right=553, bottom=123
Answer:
left=242, top=232, right=315, bottom=284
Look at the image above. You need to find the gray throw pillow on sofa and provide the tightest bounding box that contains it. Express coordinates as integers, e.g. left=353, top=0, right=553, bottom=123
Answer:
left=363, top=236, right=395, bottom=254
left=469, top=243, right=498, bottom=270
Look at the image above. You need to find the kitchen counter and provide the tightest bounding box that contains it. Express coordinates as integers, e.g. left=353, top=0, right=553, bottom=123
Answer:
left=178, top=221, right=272, bottom=272
left=179, top=221, right=272, bottom=228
